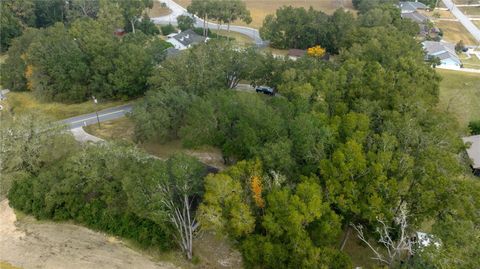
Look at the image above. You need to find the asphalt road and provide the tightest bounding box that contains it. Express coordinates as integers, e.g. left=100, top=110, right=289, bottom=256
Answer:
left=442, top=0, right=480, bottom=43
left=61, top=104, right=133, bottom=129
left=151, top=0, right=264, bottom=45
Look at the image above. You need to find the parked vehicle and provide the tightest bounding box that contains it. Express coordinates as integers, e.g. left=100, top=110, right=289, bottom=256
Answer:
left=255, top=86, right=275, bottom=96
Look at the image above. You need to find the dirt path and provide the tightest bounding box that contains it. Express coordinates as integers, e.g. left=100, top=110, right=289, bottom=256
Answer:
left=0, top=199, right=178, bottom=269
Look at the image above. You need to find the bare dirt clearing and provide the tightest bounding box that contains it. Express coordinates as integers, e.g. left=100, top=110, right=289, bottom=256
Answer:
left=0, top=199, right=178, bottom=269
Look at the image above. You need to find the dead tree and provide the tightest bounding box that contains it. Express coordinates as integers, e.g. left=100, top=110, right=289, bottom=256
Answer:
left=352, top=205, right=414, bottom=267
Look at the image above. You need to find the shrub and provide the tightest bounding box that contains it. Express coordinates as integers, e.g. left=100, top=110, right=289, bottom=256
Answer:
left=469, top=120, right=480, bottom=135
left=161, top=24, right=176, bottom=36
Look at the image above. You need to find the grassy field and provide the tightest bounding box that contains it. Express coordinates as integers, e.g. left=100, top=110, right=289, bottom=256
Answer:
left=459, top=53, right=480, bottom=69
left=146, top=1, right=172, bottom=17
left=437, top=69, right=480, bottom=129
left=421, top=9, right=455, bottom=19
left=84, top=117, right=226, bottom=169
left=174, top=0, right=355, bottom=28
left=0, top=92, right=130, bottom=120
left=434, top=20, right=479, bottom=45
left=211, top=29, right=254, bottom=46
left=474, top=20, right=480, bottom=28
left=460, top=6, right=480, bottom=16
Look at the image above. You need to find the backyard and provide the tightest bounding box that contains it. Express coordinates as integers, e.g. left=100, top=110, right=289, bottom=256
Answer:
left=437, top=69, right=480, bottom=130
left=434, top=20, right=479, bottom=45
left=174, top=0, right=355, bottom=28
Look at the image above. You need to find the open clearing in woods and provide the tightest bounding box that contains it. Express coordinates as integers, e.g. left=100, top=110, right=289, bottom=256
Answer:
left=174, top=0, right=355, bottom=28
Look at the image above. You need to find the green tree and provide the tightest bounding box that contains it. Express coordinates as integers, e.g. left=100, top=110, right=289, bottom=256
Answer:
left=26, top=23, right=89, bottom=102
left=33, top=0, right=66, bottom=28
left=118, top=0, right=153, bottom=33
left=187, top=0, right=213, bottom=36
left=177, top=15, right=196, bottom=31
left=0, top=28, right=39, bottom=91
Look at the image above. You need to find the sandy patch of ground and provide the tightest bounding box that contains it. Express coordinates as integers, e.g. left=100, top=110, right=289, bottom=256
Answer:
left=0, top=199, right=178, bottom=269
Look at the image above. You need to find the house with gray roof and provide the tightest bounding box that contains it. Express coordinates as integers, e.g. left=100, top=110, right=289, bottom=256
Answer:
left=422, top=41, right=461, bottom=67
left=401, top=11, right=428, bottom=24
left=462, top=135, right=480, bottom=176
left=166, top=29, right=208, bottom=50
left=399, top=1, right=429, bottom=13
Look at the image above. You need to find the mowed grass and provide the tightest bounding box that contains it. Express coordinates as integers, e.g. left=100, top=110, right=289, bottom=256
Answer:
left=211, top=29, right=254, bottom=46
left=459, top=53, right=480, bottom=69
left=460, top=6, right=480, bottom=16
left=435, top=20, right=479, bottom=45
left=174, top=0, right=355, bottom=28
left=421, top=9, right=455, bottom=19
left=0, top=92, right=130, bottom=120
left=437, top=69, right=480, bottom=129
left=84, top=117, right=226, bottom=169
left=474, top=20, right=480, bottom=28
left=146, top=1, right=171, bottom=17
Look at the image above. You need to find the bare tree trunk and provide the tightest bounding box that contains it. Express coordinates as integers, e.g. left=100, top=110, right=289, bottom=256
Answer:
left=339, top=225, right=351, bottom=251
left=203, top=15, right=207, bottom=36
left=130, top=19, right=135, bottom=34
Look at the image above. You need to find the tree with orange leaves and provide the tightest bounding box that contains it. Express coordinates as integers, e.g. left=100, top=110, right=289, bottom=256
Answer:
left=307, top=45, right=326, bottom=58
left=250, top=175, right=264, bottom=208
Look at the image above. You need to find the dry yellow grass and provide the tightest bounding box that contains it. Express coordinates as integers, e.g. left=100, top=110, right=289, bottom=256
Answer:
left=460, top=6, right=480, bottom=16
left=146, top=1, right=172, bottom=17
left=421, top=9, right=455, bottom=19
left=435, top=20, right=479, bottom=45
left=0, top=261, right=22, bottom=269
left=473, top=20, right=480, bottom=28
left=0, top=92, right=130, bottom=120
left=175, top=0, right=355, bottom=28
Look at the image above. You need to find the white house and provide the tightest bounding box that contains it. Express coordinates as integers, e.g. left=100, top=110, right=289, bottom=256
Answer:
left=422, top=41, right=462, bottom=68
left=166, top=29, right=208, bottom=50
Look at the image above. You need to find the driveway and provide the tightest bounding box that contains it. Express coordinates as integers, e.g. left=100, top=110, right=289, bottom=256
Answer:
left=151, top=0, right=263, bottom=45
left=442, top=0, right=480, bottom=43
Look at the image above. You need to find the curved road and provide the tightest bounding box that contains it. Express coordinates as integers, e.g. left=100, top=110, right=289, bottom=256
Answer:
left=442, top=0, right=480, bottom=44
left=151, top=0, right=263, bottom=45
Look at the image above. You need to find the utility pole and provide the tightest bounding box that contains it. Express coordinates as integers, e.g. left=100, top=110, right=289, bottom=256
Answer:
left=92, top=96, right=100, bottom=128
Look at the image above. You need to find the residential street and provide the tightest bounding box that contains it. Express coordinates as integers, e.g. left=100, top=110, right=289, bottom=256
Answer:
left=60, top=104, right=133, bottom=129
left=151, top=0, right=264, bottom=45
left=442, top=0, right=480, bottom=43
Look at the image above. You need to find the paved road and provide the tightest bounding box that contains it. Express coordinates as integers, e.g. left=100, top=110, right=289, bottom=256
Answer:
left=442, top=0, right=480, bottom=44
left=61, top=104, right=133, bottom=129
left=151, top=0, right=263, bottom=45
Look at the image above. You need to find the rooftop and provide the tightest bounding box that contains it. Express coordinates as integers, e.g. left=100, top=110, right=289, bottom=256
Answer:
left=463, top=135, right=480, bottom=169
left=399, top=1, right=428, bottom=13
left=401, top=11, right=428, bottom=24
left=171, top=29, right=207, bottom=47
left=422, top=41, right=460, bottom=65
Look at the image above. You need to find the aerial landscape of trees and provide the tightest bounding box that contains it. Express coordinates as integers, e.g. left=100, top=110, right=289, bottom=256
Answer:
left=1, top=0, right=479, bottom=268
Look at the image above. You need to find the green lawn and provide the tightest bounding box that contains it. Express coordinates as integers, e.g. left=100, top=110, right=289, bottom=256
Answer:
left=211, top=29, right=254, bottom=47
left=459, top=53, right=480, bottom=69
left=0, top=92, right=131, bottom=120
left=437, top=69, right=480, bottom=130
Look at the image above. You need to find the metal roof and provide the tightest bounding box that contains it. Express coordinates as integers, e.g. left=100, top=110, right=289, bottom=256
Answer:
left=463, top=135, right=480, bottom=169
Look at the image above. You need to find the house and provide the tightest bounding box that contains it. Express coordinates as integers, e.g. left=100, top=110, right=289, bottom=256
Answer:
left=401, top=11, right=428, bottom=24
left=166, top=29, right=208, bottom=50
left=462, top=135, right=480, bottom=176
left=288, top=49, right=306, bottom=60
left=399, top=1, right=428, bottom=13
left=422, top=41, right=462, bottom=67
